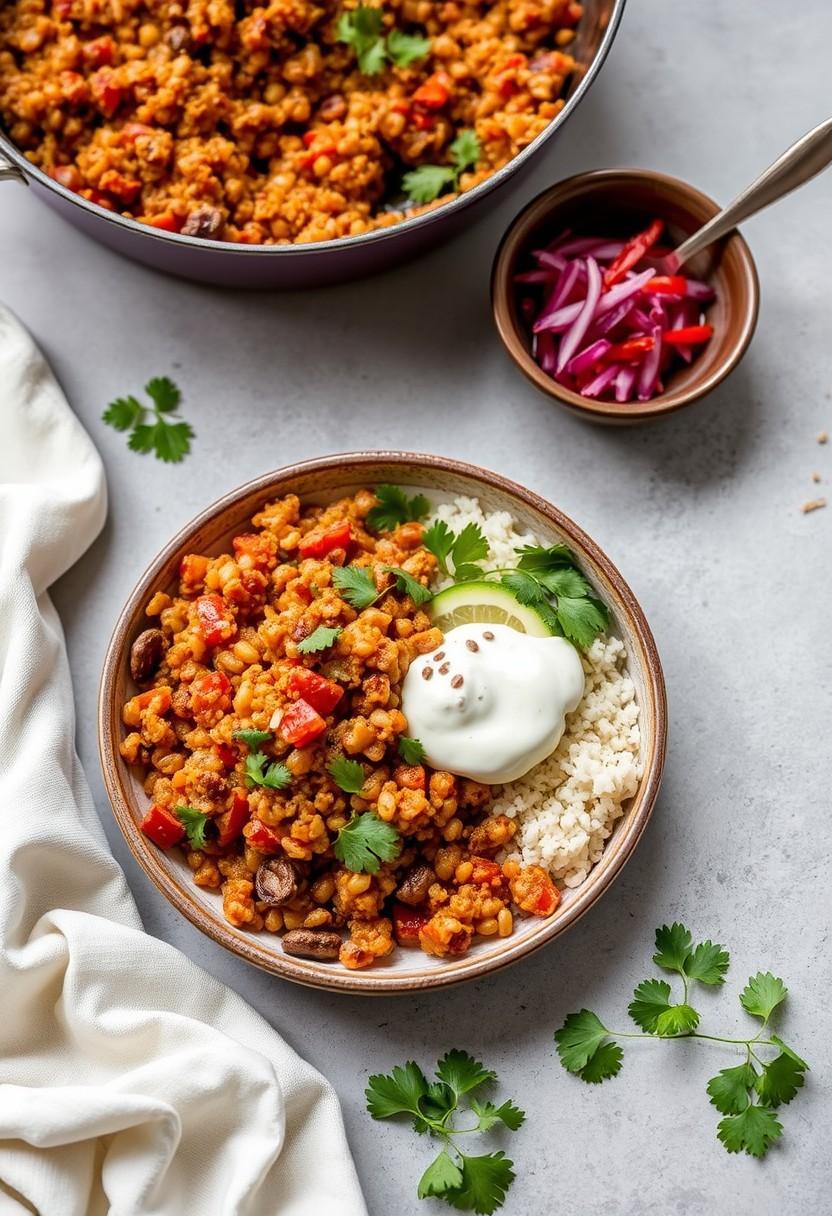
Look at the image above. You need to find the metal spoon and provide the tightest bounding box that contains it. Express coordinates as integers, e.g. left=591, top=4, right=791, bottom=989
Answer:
left=659, top=116, right=832, bottom=273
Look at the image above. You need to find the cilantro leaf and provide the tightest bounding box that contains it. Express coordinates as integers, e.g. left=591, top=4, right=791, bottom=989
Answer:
left=102, top=395, right=142, bottom=431
left=444, top=1152, right=514, bottom=1215
left=417, top=1149, right=463, bottom=1199
left=151, top=419, right=194, bottom=464
left=452, top=522, right=488, bottom=569
left=628, top=979, right=698, bottom=1036
left=332, top=564, right=379, bottom=610
left=554, top=1009, right=611, bottom=1073
left=328, top=756, right=366, bottom=794
left=449, top=129, right=481, bottom=174
left=337, top=4, right=387, bottom=74
left=387, top=27, right=431, bottom=66
left=233, top=729, right=273, bottom=749
left=422, top=519, right=455, bottom=572
left=174, top=804, right=210, bottom=849
left=769, top=1035, right=808, bottom=1069
left=385, top=565, right=432, bottom=605
left=515, top=543, right=575, bottom=571
left=536, top=566, right=593, bottom=599
left=398, top=736, right=426, bottom=765
left=556, top=595, right=608, bottom=649
left=126, top=423, right=157, bottom=453
left=402, top=163, right=457, bottom=204
left=366, top=1060, right=429, bottom=1122
left=469, top=1097, right=525, bottom=1132
left=717, top=1105, right=782, bottom=1158
left=685, top=939, right=730, bottom=986
left=366, top=484, right=430, bottom=532
left=739, top=973, right=788, bottom=1024
left=706, top=1062, right=755, bottom=1115
left=145, top=375, right=181, bottom=412
left=500, top=569, right=546, bottom=606
left=245, top=752, right=291, bottom=790
left=334, top=812, right=401, bottom=872
left=579, top=1041, right=624, bottom=1083
left=297, top=625, right=342, bottom=654
left=755, top=1053, right=806, bottom=1107
left=652, top=922, right=693, bottom=974
left=435, top=1050, right=495, bottom=1101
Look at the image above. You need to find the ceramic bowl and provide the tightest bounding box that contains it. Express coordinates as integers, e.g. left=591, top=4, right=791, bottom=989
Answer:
left=491, top=169, right=760, bottom=424
left=99, top=452, right=667, bottom=993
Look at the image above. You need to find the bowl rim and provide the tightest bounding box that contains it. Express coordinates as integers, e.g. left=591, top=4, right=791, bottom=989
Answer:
left=491, top=167, right=761, bottom=421
left=0, top=0, right=626, bottom=260
left=98, top=450, right=667, bottom=994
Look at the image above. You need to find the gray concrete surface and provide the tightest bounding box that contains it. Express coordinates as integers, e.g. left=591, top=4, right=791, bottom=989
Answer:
left=2, top=1, right=830, bottom=1211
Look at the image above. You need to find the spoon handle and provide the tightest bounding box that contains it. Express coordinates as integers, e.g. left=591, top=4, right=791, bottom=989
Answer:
left=669, top=117, right=832, bottom=270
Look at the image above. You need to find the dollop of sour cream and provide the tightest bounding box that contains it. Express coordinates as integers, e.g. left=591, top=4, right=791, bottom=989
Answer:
left=401, top=622, right=585, bottom=784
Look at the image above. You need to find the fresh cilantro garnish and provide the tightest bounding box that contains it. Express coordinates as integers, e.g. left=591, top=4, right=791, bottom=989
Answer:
left=422, top=520, right=488, bottom=582
left=402, top=130, right=481, bottom=204
left=398, top=736, right=426, bottom=764
left=366, top=1050, right=523, bottom=1213
left=366, top=484, right=430, bottom=532
left=328, top=756, right=367, bottom=794
left=233, top=729, right=273, bottom=749
left=245, top=751, right=292, bottom=790
left=334, top=811, right=401, bottom=872
left=297, top=625, right=342, bottom=654
left=554, top=923, right=809, bottom=1159
left=174, top=804, right=210, bottom=849
left=336, top=6, right=430, bottom=74
left=102, top=376, right=194, bottom=463
left=332, top=564, right=379, bottom=610
left=384, top=566, right=433, bottom=606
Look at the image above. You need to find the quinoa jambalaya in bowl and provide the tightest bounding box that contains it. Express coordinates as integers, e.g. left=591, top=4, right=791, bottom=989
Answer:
left=0, top=0, right=582, bottom=246
left=99, top=454, right=666, bottom=992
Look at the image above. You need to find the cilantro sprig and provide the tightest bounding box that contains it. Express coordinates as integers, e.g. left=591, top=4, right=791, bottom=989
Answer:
left=334, top=811, right=401, bottom=872
left=233, top=729, right=292, bottom=790
left=422, top=520, right=488, bottom=582
left=366, top=484, right=430, bottom=533
left=366, top=1050, right=524, bottom=1213
left=297, top=625, right=342, bottom=654
left=337, top=5, right=430, bottom=74
left=402, top=130, right=481, bottom=205
left=554, top=923, right=809, bottom=1158
left=175, top=804, right=210, bottom=849
left=332, top=563, right=432, bottom=609
left=398, top=736, right=426, bottom=764
left=102, top=376, right=194, bottom=463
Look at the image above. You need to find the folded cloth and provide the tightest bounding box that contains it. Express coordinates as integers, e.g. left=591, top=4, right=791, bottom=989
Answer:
left=0, top=307, right=367, bottom=1216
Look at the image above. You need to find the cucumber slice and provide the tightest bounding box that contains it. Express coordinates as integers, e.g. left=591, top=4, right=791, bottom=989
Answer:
left=428, top=580, right=555, bottom=637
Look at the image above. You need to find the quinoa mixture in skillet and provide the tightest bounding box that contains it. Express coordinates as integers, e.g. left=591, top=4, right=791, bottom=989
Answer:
left=120, top=489, right=561, bottom=969
left=0, top=0, right=580, bottom=244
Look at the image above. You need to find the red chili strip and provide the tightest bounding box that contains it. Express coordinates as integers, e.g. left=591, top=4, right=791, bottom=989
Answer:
left=662, top=324, right=714, bottom=347
left=603, top=218, right=664, bottom=288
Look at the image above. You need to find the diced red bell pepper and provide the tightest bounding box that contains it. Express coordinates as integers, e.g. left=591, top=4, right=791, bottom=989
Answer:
left=83, top=35, right=115, bottom=67
left=279, top=698, right=327, bottom=747
left=59, top=70, right=87, bottom=105
left=195, top=594, right=233, bottom=646
left=641, top=275, right=687, bottom=297
left=602, top=335, right=655, bottom=363
left=216, top=742, right=237, bottom=769
left=298, top=522, right=352, bottom=559
left=146, top=212, right=180, bottom=232
left=49, top=164, right=82, bottom=192
left=141, top=803, right=185, bottom=849
left=412, top=73, right=451, bottom=109
left=288, top=668, right=344, bottom=715
left=233, top=532, right=276, bottom=572
left=99, top=168, right=141, bottom=205
left=80, top=187, right=116, bottom=211
left=603, top=218, right=663, bottom=287
left=245, top=818, right=283, bottom=853
left=469, top=856, right=505, bottom=887
left=90, top=69, right=125, bottom=118
left=121, top=121, right=155, bottom=141
left=190, top=671, right=232, bottom=714
left=217, top=791, right=250, bottom=847
left=662, top=324, right=714, bottom=346
left=392, top=902, right=429, bottom=945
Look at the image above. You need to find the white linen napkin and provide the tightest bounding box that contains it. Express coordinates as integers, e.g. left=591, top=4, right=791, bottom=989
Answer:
left=0, top=306, right=367, bottom=1216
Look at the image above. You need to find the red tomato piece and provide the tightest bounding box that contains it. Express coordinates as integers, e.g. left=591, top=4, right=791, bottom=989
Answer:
left=233, top=532, right=276, bottom=572
left=195, top=594, right=234, bottom=646
left=217, top=792, right=250, bottom=847
left=216, top=742, right=237, bottom=769
left=412, top=73, right=451, bottom=109
left=83, top=35, right=115, bottom=66
left=288, top=668, right=344, bottom=715
left=393, top=902, right=429, bottom=945
left=190, top=671, right=232, bottom=714
left=49, top=164, right=82, bottom=192
left=146, top=212, right=180, bottom=232
left=141, top=803, right=185, bottom=849
left=90, top=69, right=125, bottom=117
left=279, top=698, right=327, bottom=747
left=99, top=168, right=141, bottom=205
left=245, top=819, right=283, bottom=853
left=297, top=522, right=353, bottom=560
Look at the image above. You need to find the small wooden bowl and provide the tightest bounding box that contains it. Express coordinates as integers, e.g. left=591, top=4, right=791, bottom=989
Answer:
left=491, top=169, right=760, bottom=424
left=99, top=452, right=667, bottom=993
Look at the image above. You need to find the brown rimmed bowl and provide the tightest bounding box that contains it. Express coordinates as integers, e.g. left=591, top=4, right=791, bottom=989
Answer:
left=491, top=169, right=760, bottom=424
left=98, top=452, right=667, bottom=993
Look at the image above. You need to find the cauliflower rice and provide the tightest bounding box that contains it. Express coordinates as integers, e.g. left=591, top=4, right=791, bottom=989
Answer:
left=428, top=496, right=642, bottom=890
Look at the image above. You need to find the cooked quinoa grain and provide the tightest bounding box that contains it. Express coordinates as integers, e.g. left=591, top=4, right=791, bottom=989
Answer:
left=0, top=0, right=580, bottom=244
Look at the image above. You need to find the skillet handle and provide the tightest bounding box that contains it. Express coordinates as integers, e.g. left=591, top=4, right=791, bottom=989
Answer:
left=0, top=151, right=27, bottom=185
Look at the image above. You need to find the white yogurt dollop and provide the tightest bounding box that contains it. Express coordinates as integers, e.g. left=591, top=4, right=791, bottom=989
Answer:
left=401, top=622, right=585, bottom=784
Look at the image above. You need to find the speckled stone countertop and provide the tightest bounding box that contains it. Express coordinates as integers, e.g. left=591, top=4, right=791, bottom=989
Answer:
left=2, top=0, right=830, bottom=1211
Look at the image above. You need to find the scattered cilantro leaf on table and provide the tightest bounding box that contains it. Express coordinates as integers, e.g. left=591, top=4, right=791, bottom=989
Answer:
left=366, top=1050, right=523, bottom=1212
left=554, top=923, right=809, bottom=1158
left=103, top=376, right=193, bottom=463
left=334, top=811, right=401, bottom=872
left=403, top=130, right=481, bottom=204
left=174, top=804, right=209, bottom=849
left=398, top=736, right=426, bottom=764
left=366, top=484, right=430, bottom=532
left=297, top=625, right=342, bottom=654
